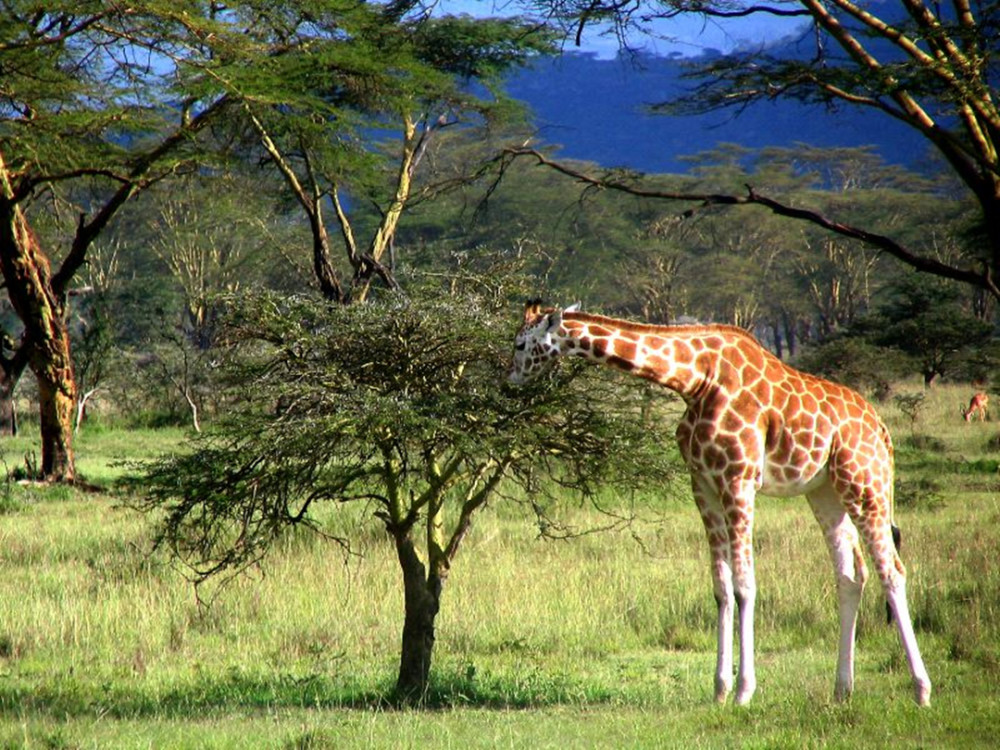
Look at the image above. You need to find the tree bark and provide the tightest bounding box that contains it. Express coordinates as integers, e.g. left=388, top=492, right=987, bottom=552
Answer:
left=0, top=151, right=77, bottom=480
left=310, top=214, right=346, bottom=303
left=37, top=366, right=76, bottom=480
left=392, top=530, right=443, bottom=703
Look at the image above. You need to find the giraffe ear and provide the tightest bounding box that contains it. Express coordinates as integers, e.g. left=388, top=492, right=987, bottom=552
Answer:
left=564, top=302, right=581, bottom=313
left=546, top=309, right=563, bottom=332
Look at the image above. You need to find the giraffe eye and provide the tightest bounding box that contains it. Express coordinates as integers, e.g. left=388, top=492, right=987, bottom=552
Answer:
left=515, top=342, right=526, bottom=351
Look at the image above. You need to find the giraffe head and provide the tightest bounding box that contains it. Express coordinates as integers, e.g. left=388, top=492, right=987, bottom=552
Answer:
left=508, top=300, right=579, bottom=384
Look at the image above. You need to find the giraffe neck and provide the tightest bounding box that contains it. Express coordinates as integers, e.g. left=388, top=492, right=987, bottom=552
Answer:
left=558, top=312, right=738, bottom=401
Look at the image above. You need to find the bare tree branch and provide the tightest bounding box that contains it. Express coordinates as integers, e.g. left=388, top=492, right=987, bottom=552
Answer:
left=500, top=147, right=1000, bottom=299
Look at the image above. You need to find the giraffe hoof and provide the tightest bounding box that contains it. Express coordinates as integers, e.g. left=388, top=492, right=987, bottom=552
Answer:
left=914, top=681, right=931, bottom=707
left=833, top=683, right=853, bottom=703
left=734, top=683, right=756, bottom=706
left=714, top=678, right=731, bottom=704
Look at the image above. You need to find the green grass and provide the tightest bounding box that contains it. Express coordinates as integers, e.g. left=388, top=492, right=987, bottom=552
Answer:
left=0, top=384, right=998, bottom=747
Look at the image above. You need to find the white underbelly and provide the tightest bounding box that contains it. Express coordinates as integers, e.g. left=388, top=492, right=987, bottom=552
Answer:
left=759, top=464, right=829, bottom=498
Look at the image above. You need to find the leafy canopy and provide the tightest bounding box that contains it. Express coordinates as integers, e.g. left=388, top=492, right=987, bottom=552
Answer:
left=132, top=289, right=677, bottom=581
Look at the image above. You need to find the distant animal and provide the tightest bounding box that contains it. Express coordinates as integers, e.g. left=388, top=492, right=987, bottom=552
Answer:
left=962, top=392, right=989, bottom=422
left=508, top=301, right=931, bottom=706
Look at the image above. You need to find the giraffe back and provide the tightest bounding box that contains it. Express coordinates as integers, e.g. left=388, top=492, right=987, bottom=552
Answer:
left=664, top=325, right=893, bottom=501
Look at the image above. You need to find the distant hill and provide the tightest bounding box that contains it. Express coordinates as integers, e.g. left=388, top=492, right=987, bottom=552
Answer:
left=504, top=51, right=935, bottom=175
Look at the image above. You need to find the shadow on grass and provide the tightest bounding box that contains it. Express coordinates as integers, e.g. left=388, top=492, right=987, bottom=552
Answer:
left=0, top=666, right=622, bottom=720
left=896, top=444, right=1000, bottom=475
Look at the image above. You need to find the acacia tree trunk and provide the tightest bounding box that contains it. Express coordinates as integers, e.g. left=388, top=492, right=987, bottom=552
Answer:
left=392, top=530, right=444, bottom=703
left=2, top=266, right=77, bottom=481
left=0, top=164, right=77, bottom=481
left=37, top=360, right=76, bottom=480
left=348, top=113, right=422, bottom=304
left=243, top=106, right=347, bottom=304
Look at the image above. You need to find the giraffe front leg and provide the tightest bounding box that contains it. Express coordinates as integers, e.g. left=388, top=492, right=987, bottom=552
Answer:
left=728, top=482, right=757, bottom=706
left=693, top=478, right=734, bottom=703
left=733, top=575, right=757, bottom=705
left=713, top=556, right=736, bottom=704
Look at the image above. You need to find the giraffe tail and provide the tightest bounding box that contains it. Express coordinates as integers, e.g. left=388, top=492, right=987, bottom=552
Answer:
left=883, top=420, right=900, bottom=625
left=886, top=523, right=902, bottom=624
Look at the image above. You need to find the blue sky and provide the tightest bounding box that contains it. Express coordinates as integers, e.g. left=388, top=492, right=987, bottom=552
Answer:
left=434, top=1, right=808, bottom=58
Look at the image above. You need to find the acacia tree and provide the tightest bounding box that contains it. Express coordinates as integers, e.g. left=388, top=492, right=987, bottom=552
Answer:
left=515, top=0, right=1000, bottom=300
left=149, top=178, right=278, bottom=349
left=133, top=289, right=675, bottom=701
left=195, top=4, right=553, bottom=303
left=0, top=3, right=238, bottom=479
left=859, top=273, right=994, bottom=386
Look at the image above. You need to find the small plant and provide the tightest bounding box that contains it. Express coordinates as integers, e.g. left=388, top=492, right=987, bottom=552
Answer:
left=899, top=433, right=948, bottom=452
left=894, top=392, right=926, bottom=435
left=0, top=481, right=23, bottom=515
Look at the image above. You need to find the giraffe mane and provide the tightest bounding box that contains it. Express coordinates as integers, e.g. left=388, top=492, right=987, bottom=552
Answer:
left=564, top=311, right=766, bottom=346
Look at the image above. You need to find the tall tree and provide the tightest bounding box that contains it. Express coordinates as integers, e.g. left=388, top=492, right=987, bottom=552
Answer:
left=134, top=289, right=674, bottom=701
left=0, top=3, right=240, bottom=478
left=860, top=273, right=993, bottom=386
left=516, top=0, right=1000, bottom=300
left=197, top=3, right=553, bottom=303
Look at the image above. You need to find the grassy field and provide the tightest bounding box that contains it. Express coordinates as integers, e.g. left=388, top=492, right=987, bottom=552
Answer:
left=0, top=383, right=998, bottom=748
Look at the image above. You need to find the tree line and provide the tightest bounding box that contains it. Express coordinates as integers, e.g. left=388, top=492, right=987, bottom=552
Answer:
left=7, top=137, right=987, bottom=441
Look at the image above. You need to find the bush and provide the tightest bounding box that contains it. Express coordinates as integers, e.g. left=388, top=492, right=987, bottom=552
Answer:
left=793, top=336, right=908, bottom=397
left=894, top=476, right=946, bottom=511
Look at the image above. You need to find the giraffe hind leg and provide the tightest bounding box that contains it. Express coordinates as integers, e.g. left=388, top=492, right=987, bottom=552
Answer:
left=879, top=556, right=932, bottom=706
left=843, top=489, right=931, bottom=706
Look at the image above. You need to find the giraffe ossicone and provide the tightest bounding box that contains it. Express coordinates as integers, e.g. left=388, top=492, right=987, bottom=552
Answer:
left=509, top=301, right=931, bottom=707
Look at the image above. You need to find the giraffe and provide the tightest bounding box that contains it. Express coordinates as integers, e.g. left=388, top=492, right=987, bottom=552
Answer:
left=508, top=301, right=931, bottom=706
left=962, top=392, right=989, bottom=422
